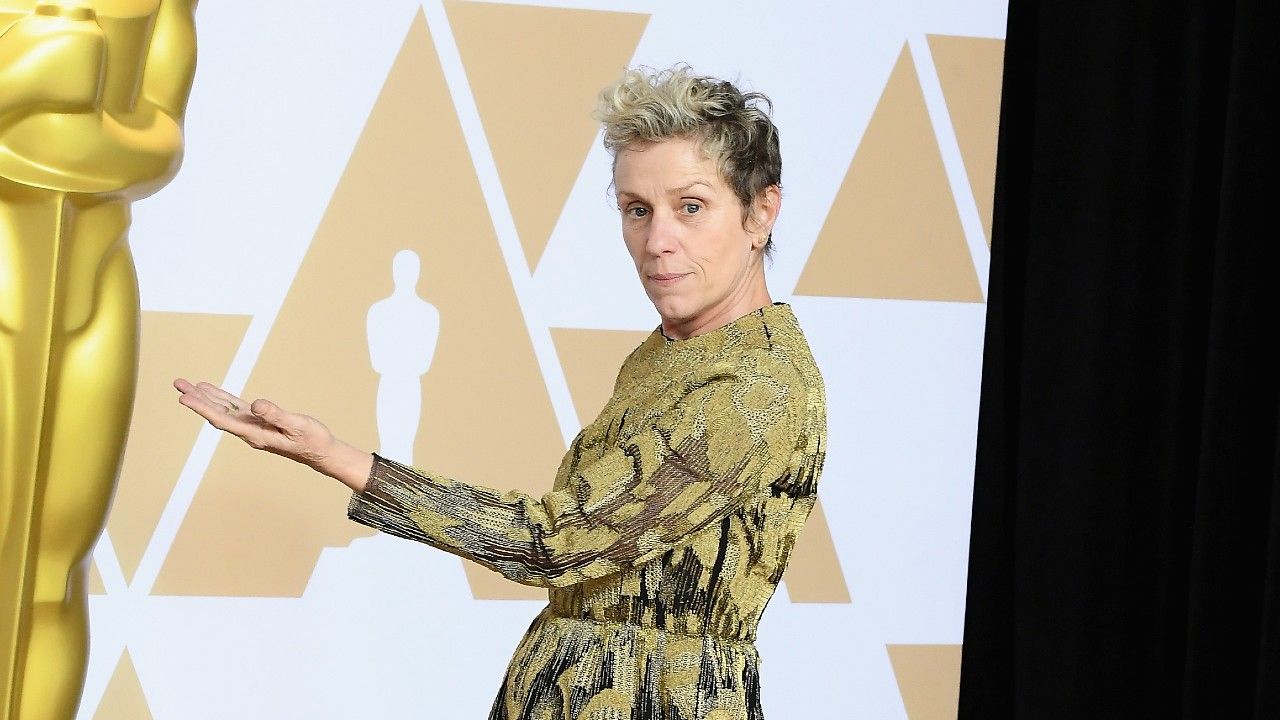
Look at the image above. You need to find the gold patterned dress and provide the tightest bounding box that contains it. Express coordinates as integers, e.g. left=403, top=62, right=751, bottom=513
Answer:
left=347, top=302, right=827, bottom=720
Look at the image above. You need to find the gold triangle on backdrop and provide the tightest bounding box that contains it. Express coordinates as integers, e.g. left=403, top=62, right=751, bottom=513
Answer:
left=88, top=561, right=105, bottom=595
left=887, top=644, right=963, bottom=720
left=783, top=499, right=851, bottom=603
left=794, top=43, right=983, bottom=302
left=927, top=35, right=1005, bottom=246
left=549, top=328, right=650, bottom=426
left=91, top=649, right=153, bottom=720
left=154, top=10, right=564, bottom=599
left=446, top=0, right=650, bottom=271
left=108, top=311, right=250, bottom=583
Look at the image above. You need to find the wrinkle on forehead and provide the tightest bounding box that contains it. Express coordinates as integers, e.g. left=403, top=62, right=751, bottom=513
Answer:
left=613, top=138, right=729, bottom=202
left=615, top=181, right=718, bottom=202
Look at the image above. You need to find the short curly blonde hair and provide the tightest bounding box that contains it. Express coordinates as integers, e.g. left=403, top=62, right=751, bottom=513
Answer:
left=595, top=65, right=782, bottom=253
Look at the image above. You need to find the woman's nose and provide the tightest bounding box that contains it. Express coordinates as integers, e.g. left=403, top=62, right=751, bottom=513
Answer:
left=645, top=213, right=679, bottom=255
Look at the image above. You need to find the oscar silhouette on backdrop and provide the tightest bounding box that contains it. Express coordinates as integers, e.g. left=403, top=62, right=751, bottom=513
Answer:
left=0, top=2, right=198, bottom=718
left=367, top=249, right=440, bottom=464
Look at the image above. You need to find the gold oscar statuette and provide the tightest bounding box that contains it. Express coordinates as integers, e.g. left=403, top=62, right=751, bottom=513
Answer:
left=0, top=1, right=197, bottom=717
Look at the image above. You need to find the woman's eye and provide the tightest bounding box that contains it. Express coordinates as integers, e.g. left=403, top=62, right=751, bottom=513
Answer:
left=683, top=203, right=701, bottom=214
left=626, top=206, right=649, bottom=218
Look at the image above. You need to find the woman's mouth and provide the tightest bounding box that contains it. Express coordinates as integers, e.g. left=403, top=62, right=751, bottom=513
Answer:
left=650, top=273, right=688, bottom=286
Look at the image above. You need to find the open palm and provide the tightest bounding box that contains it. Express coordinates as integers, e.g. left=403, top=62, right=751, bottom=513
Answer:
left=172, top=378, right=336, bottom=469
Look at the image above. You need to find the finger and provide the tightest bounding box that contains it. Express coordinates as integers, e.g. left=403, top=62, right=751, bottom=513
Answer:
left=249, top=398, right=301, bottom=433
left=174, top=384, right=236, bottom=412
left=175, top=377, right=213, bottom=396
left=177, top=390, right=287, bottom=447
left=174, top=378, right=232, bottom=411
left=178, top=389, right=253, bottom=428
left=184, top=401, right=270, bottom=447
left=177, top=388, right=230, bottom=421
left=195, top=381, right=248, bottom=407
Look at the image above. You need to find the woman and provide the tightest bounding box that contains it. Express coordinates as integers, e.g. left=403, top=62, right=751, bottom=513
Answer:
left=176, top=66, right=826, bottom=720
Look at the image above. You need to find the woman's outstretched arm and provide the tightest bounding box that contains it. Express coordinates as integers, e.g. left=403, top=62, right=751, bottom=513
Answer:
left=174, top=351, right=808, bottom=588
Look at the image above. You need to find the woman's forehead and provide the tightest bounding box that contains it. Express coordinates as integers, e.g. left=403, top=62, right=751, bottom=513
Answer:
left=613, top=138, right=725, bottom=192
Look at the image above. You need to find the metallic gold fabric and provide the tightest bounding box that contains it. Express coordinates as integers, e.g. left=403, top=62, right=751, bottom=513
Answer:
left=348, top=302, right=827, bottom=720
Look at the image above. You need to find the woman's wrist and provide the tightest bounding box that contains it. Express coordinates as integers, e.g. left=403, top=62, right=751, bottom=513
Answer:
left=315, top=439, right=374, bottom=493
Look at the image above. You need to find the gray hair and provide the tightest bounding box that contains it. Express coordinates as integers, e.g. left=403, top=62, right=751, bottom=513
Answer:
left=595, top=65, right=782, bottom=255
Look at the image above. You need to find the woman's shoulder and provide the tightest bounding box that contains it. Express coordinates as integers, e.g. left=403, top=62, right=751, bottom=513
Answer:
left=724, top=305, right=823, bottom=389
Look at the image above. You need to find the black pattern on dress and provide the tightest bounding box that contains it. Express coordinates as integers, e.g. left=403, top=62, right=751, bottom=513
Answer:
left=348, top=303, right=827, bottom=719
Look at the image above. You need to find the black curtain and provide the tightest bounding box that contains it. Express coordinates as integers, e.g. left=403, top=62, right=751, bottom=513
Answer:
left=959, top=0, right=1279, bottom=717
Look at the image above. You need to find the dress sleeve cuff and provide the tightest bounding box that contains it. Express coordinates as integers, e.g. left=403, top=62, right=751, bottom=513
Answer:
left=346, top=452, right=441, bottom=544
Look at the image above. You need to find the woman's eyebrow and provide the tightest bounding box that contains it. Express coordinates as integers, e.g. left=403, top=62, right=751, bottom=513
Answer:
left=614, top=180, right=714, bottom=201
left=672, top=180, right=714, bottom=194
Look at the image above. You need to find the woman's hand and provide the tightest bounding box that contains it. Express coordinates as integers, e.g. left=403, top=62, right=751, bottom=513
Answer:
left=173, top=378, right=373, bottom=492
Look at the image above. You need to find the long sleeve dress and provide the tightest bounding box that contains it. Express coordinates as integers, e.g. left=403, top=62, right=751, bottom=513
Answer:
left=347, top=302, right=827, bottom=720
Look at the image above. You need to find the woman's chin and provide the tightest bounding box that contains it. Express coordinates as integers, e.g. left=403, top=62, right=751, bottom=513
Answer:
left=652, top=299, right=692, bottom=325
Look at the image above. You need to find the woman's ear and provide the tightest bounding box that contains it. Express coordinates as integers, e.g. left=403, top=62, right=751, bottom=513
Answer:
left=749, top=185, right=782, bottom=249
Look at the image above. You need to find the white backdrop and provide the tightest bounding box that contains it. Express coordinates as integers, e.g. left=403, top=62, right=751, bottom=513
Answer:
left=81, top=0, right=1007, bottom=717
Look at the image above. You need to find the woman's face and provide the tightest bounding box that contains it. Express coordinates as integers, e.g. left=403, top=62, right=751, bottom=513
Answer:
left=613, top=136, right=776, bottom=339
